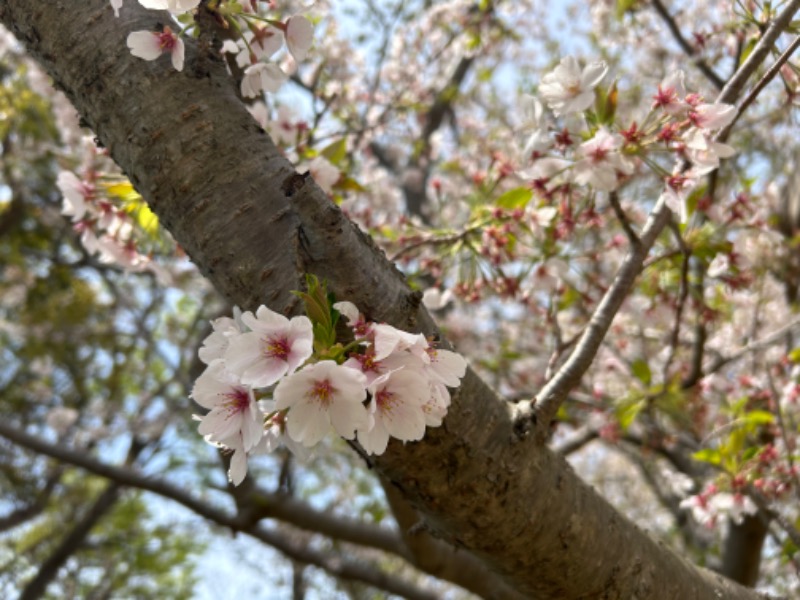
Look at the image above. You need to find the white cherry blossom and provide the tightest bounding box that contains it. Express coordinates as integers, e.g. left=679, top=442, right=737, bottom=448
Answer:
left=241, top=63, right=288, bottom=98
left=127, top=27, right=185, bottom=71
left=707, top=253, right=730, bottom=278
left=652, top=70, right=686, bottom=115
left=423, top=382, right=451, bottom=427
left=422, top=288, right=454, bottom=310
left=268, top=105, right=300, bottom=145
left=372, top=323, right=428, bottom=361
left=57, top=171, right=91, bottom=222
left=684, top=128, right=736, bottom=175
left=198, top=316, right=242, bottom=365
left=659, top=169, right=699, bottom=223
left=230, top=28, right=284, bottom=68
left=110, top=0, right=123, bottom=17
left=425, top=347, right=467, bottom=387
left=539, top=56, right=608, bottom=116
left=192, top=363, right=263, bottom=452
left=275, top=361, right=370, bottom=447
left=689, top=103, right=736, bottom=131
left=358, top=369, right=429, bottom=455
left=572, top=128, right=633, bottom=191
left=285, top=15, right=314, bottom=62
left=224, top=306, right=313, bottom=388
left=252, top=409, right=312, bottom=461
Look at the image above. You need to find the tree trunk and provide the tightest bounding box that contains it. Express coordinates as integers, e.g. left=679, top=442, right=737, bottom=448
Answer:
left=0, top=2, right=772, bottom=598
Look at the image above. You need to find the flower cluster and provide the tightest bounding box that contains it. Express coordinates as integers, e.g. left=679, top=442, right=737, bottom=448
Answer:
left=520, top=57, right=736, bottom=222
left=56, top=158, right=168, bottom=282
left=118, top=0, right=314, bottom=97
left=679, top=485, right=757, bottom=528
left=191, top=277, right=467, bottom=485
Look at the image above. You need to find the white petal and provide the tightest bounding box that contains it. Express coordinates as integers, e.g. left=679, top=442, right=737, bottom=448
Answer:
left=329, top=400, right=371, bottom=440
left=223, top=332, right=262, bottom=378
left=359, top=422, right=389, bottom=455
left=127, top=31, right=162, bottom=61
left=171, top=38, right=185, bottom=71
left=333, top=301, right=360, bottom=324
left=259, top=63, right=288, bottom=93
left=286, top=16, right=314, bottom=62
left=383, top=402, right=426, bottom=442
left=286, top=400, right=331, bottom=447
left=138, top=0, right=168, bottom=8
left=580, top=61, right=608, bottom=89
left=228, top=446, right=248, bottom=486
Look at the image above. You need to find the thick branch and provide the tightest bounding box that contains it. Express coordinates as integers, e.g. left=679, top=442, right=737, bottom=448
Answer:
left=721, top=514, right=769, bottom=587
left=381, top=479, right=527, bottom=600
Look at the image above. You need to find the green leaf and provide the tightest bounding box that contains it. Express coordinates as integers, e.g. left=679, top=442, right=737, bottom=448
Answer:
left=615, top=0, right=639, bottom=19
left=320, top=139, right=347, bottom=166
left=742, top=410, right=774, bottom=427
left=788, top=347, right=800, bottom=363
left=495, top=187, right=532, bottom=210
left=617, top=397, right=645, bottom=431
left=631, top=359, right=651, bottom=385
left=335, top=176, right=366, bottom=193
left=692, top=448, right=722, bottom=465
left=594, top=83, right=618, bottom=125
left=740, top=37, right=758, bottom=64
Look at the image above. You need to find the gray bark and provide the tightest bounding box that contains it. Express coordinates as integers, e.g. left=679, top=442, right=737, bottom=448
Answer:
left=0, top=2, right=772, bottom=598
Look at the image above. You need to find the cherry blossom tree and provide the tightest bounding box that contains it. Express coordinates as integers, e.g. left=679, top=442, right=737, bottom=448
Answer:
left=1, top=0, right=800, bottom=598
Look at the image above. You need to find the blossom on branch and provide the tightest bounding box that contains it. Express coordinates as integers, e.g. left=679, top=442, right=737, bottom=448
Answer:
left=275, top=361, right=370, bottom=447
left=191, top=362, right=263, bottom=452
left=539, top=56, right=608, bottom=116
left=224, top=306, right=313, bottom=388
left=572, top=128, right=633, bottom=191
left=358, top=369, right=429, bottom=455
left=285, top=15, right=314, bottom=63
left=127, top=27, right=185, bottom=71
left=241, top=62, right=288, bottom=97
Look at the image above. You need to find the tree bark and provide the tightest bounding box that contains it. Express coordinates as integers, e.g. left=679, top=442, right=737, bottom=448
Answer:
left=0, top=2, right=773, bottom=598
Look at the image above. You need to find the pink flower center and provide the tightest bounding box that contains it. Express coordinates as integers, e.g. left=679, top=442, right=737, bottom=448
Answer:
left=223, top=388, right=250, bottom=415
left=588, top=146, right=609, bottom=163
left=158, top=27, right=177, bottom=51
left=652, top=86, right=677, bottom=109
left=310, top=379, right=335, bottom=405
left=666, top=174, right=688, bottom=191
left=265, top=335, right=291, bottom=360
left=375, top=388, right=396, bottom=410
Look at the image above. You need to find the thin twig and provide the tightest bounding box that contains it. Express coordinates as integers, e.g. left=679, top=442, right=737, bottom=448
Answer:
left=0, top=421, right=440, bottom=600
left=718, top=34, right=800, bottom=141
left=650, top=0, right=725, bottom=90
left=608, top=191, right=640, bottom=245
left=517, top=196, right=671, bottom=437
left=703, top=316, right=800, bottom=375
left=661, top=219, right=691, bottom=382
left=390, top=225, right=481, bottom=261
